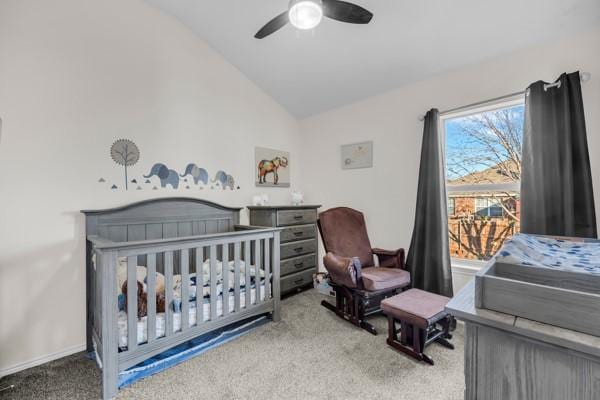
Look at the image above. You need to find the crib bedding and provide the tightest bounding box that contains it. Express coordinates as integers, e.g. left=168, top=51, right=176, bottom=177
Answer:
left=495, top=233, right=600, bottom=275
left=117, top=258, right=265, bottom=294
left=118, top=283, right=267, bottom=348
left=117, top=258, right=267, bottom=314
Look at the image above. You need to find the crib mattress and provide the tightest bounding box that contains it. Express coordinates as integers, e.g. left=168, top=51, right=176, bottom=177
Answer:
left=118, top=284, right=267, bottom=348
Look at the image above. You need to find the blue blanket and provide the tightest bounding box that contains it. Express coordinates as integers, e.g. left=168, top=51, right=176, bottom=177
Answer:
left=495, top=234, right=600, bottom=275
left=118, top=315, right=268, bottom=388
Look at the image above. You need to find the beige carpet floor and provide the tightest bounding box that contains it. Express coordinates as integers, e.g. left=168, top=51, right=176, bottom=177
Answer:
left=0, top=289, right=465, bottom=400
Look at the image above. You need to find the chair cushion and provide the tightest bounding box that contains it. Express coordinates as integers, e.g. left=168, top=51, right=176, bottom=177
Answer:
left=318, top=207, right=375, bottom=268
left=361, top=267, right=410, bottom=291
left=381, top=289, right=450, bottom=329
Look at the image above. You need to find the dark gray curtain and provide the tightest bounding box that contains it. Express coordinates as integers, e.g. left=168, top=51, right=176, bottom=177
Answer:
left=407, top=109, right=453, bottom=297
left=521, top=72, right=597, bottom=238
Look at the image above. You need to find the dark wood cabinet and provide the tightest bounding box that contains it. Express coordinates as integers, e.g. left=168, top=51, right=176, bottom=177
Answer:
left=248, top=205, right=321, bottom=295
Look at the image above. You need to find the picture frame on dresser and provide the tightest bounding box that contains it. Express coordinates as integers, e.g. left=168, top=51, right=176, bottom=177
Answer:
left=248, top=205, right=321, bottom=295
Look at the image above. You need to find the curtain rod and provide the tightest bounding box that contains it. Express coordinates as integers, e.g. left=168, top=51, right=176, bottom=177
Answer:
left=418, top=71, right=592, bottom=121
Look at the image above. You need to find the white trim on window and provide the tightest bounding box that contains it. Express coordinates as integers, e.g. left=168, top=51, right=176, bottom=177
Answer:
left=447, top=182, right=520, bottom=193
left=440, top=96, right=525, bottom=121
left=451, top=257, right=486, bottom=271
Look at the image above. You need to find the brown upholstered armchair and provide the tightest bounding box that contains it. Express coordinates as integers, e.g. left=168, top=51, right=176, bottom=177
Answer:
left=317, top=207, right=410, bottom=335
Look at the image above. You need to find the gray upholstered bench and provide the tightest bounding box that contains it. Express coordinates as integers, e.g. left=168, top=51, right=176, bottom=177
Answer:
left=381, top=288, right=454, bottom=365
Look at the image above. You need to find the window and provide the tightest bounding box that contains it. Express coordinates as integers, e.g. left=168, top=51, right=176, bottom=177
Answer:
left=475, top=198, right=503, bottom=218
left=448, top=198, right=455, bottom=216
left=443, top=98, right=524, bottom=262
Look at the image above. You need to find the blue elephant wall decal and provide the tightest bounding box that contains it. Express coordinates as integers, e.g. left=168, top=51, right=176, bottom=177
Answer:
left=211, top=170, right=235, bottom=190
left=143, top=163, right=180, bottom=189
left=180, top=163, right=209, bottom=185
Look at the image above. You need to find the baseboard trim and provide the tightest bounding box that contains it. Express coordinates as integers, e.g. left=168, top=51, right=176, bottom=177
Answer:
left=0, top=343, right=86, bottom=378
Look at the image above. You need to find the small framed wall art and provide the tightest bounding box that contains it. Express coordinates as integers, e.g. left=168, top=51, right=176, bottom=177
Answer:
left=341, top=141, right=373, bottom=170
left=255, top=147, right=290, bottom=187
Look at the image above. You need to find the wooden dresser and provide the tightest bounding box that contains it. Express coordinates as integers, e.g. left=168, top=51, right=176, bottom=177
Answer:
left=248, top=205, right=321, bottom=295
left=447, top=281, right=600, bottom=400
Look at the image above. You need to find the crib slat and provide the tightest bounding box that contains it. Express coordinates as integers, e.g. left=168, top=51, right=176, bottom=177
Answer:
left=222, top=244, right=229, bottom=317
left=181, top=249, right=189, bottom=330
left=147, top=253, right=157, bottom=343
left=165, top=251, right=174, bottom=337
left=264, top=239, right=271, bottom=300
left=255, top=239, right=261, bottom=305
left=94, top=252, right=101, bottom=337
left=272, top=232, right=281, bottom=322
left=196, top=247, right=204, bottom=326
left=234, top=242, right=241, bottom=312
left=127, top=256, right=138, bottom=351
left=209, top=245, right=217, bottom=321
left=244, top=241, right=251, bottom=308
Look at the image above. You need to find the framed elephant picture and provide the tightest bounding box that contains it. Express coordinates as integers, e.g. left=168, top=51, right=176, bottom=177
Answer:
left=255, top=147, right=290, bottom=187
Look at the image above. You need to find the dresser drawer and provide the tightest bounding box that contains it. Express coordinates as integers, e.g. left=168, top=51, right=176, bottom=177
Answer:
left=280, top=253, right=316, bottom=276
left=281, top=269, right=314, bottom=293
left=277, top=209, right=317, bottom=226
left=280, top=239, right=317, bottom=259
left=280, top=224, right=316, bottom=243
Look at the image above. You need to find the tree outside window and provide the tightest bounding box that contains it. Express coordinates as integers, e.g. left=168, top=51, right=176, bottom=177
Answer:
left=444, top=100, right=523, bottom=261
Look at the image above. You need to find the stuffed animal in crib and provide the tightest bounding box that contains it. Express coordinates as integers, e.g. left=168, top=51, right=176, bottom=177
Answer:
left=122, top=280, right=147, bottom=319
left=122, top=280, right=166, bottom=319
left=156, top=293, right=166, bottom=314
left=116, top=261, right=166, bottom=297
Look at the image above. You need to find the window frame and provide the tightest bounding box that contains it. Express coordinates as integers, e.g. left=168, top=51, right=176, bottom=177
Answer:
left=475, top=197, right=503, bottom=218
left=447, top=197, right=456, bottom=216
left=441, top=95, right=525, bottom=266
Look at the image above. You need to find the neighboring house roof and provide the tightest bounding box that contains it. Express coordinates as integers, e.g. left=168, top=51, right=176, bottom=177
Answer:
left=448, top=160, right=520, bottom=185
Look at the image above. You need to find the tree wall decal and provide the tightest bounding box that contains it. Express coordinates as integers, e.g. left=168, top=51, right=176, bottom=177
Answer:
left=110, top=139, right=140, bottom=190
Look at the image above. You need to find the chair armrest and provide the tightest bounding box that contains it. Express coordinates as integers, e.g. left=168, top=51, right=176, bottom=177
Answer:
left=323, top=252, right=363, bottom=289
left=372, top=248, right=406, bottom=269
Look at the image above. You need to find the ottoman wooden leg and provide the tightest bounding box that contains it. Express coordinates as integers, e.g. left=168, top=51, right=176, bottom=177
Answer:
left=387, top=316, right=396, bottom=340
left=400, top=321, right=408, bottom=345
left=414, top=325, right=434, bottom=366
left=435, top=316, right=455, bottom=350
left=385, top=317, right=434, bottom=365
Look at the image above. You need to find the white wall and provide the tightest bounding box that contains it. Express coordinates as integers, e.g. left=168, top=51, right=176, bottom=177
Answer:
left=299, top=28, right=600, bottom=292
left=1, top=0, right=599, bottom=376
left=0, top=0, right=302, bottom=374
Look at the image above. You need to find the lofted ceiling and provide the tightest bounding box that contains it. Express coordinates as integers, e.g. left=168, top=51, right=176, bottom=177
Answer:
left=146, top=0, right=600, bottom=118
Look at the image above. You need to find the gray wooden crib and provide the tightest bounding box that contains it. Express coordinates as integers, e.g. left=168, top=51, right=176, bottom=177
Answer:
left=82, top=198, right=281, bottom=400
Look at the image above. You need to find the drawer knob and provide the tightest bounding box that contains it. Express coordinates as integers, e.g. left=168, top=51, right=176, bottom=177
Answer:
left=294, top=262, right=304, bottom=268
left=293, top=215, right=303, bottom=220
left=293, top=231, right=304, bottom=236
left=294, top=278, right=304, bottom=284
left=294, top=247, right=303, bottom=252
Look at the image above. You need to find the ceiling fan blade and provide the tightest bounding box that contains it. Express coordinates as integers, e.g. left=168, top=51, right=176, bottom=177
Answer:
left=255, top=11, right=289, bottom=39
left=322, top=0, right=373, bottom=24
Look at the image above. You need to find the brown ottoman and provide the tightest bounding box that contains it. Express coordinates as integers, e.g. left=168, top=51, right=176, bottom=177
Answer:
left=381, top=288, right=454, bottom=365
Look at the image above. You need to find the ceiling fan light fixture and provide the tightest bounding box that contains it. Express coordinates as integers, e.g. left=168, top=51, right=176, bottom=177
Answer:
left=288, top=0, right=323, bottom=30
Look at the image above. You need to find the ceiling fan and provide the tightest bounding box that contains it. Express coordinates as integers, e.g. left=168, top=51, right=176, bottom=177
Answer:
left=255, top=0, right=373, bottom=39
